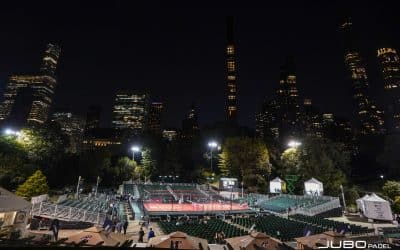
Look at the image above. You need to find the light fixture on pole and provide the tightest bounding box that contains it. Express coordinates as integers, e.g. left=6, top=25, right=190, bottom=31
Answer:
left=287, top=140, right=301, bottom=148
left=208, top=141, right=219, bottom=172
left=131, top=145, right=141, bottom=161
left=3, top=128, right=21, bottom=136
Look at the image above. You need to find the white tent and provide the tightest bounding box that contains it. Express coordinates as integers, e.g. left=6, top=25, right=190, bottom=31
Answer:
left=0, top=187, right=31, bottom=237
left=356, top=194, right=369, bottom=213
left=357, top=193, right=392, bottom=221
left=269, top=177, right=284, bottom=194
left=304, top=178, right=323, bottom=196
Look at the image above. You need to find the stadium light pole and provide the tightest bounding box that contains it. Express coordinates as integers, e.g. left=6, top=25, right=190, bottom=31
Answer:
left=340, top=184, right=347, bottom=214
left=131, top=145, right=141, bottom=161
left=208, top=141, right=219, bottom=173
left=131, top=145, right=141, bottom=182
left=287, top=140, right=301, bottom=149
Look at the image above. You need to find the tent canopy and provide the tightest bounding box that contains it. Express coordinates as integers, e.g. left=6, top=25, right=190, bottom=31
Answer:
left=225, top=232, right=280, bottom=250
left=357, top=193, right=392, bottom=221
left=304, top=178, right=323, bottom=195
left=270, top=177, right=283, bottom=183
left=65, top=227, right=130, bottom=247
left=364, top=193, right=389, bottom=202
left=269, top=178, right=284, bottom=193
left=305, top=178, right=323, bottom=185
left=148, top=231, right=208, bottom=250
left=0, top=187, right=31, bottom=213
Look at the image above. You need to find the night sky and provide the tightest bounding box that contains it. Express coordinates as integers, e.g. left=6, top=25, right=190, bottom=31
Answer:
left=0, top=1, right=399, bottom=128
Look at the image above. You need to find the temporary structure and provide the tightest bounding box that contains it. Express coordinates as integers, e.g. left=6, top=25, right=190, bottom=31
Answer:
left=356, top=193, right=393, bottom=221
left=356, top=194, right=370, bottom=213
left=65, top=227, right=129, bottom=246
left=269, top=177, right=284, bottom=194
left=225, top=232, right=281, bottom=250
left=295, top=231, right=345, bottom=249
left=147, top=231, right=208, bottom=249
left=304, top=178, right=324, bottom=196
left=0, top=187, right=31, bottom=237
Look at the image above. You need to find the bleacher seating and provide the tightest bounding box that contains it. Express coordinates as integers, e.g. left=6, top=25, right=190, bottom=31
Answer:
left=57, top=197, right=126, bottom=222
left=58, top=199, right=109, bottom=213
left=253, top=215, right=324, bottom=242
left=290, top=214, right=370, bottom=235
left=314, top=207, right=343, bottom=218
left=158, top=219, right=248, bottom=243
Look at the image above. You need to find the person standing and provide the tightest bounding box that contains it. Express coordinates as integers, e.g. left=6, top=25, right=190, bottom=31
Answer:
left=123, top=220, right=128, bottom=235
left=148, top=228, right=155, bottom=241
left=49, top=219, right=60, bottom=241
left=138, top=227, right=144, bottom=243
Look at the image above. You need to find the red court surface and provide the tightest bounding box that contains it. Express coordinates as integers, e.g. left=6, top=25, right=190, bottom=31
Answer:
left=144, top=202, right=249, bottom=212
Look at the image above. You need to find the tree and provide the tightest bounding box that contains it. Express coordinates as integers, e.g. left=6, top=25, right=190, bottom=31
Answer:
left=218, top=137, right=271, bottom=192
left=114, top=157, right=136, bottom=184
left=0, top=135, right=31, bottom=189
left=278, top=136, right=349, bottom=195
left=16, top=170, right=49, bottom=199
left=393, top=196, right=400, bottom=214
left=378, top=134, right=400, bottom=179
left=382, top=181, right=400, bottom=201
left=345, top=186, right=360, bottom=206
left=279, top=148, right=301, bottom=176
left=142, top=148, right=157, bottom=181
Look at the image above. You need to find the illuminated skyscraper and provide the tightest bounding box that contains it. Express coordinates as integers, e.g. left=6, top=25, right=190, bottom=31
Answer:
left=301, top=98, right=323, bottom=138
left=112, top=92, right=149, bottom=134
left=226, top=16, right=238, bottom=123
left=256, top=57, right=301, bottom=141
left=340, top=18, right=384, bottom=135
left=147, top=102, right=164, bottom=134
left=377, top=47, right=400, bottom=132
left=0, top=43, right=61, bottom=127
left=182, top=103, right=199, bottom=139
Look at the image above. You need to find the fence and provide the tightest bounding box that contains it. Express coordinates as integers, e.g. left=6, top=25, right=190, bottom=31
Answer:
left=295, top=197, right=341, bottom=216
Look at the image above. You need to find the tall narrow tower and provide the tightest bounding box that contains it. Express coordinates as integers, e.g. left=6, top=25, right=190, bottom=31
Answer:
left=0, top=43, right=61, bottom=127
left=226, top=16, right=237, bottom=123
left=377, top=46, right=400, bottom=132
left=340, top=18, right=384, bottom=135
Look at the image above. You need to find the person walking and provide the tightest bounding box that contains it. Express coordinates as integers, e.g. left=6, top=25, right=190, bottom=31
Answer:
left=123, top=220, right=128, bottom=235
left=148, top=227, right=155, bottom=241
left=138, top=227, right=145, bottom=243
left=116, top=221, right=123, bottom=233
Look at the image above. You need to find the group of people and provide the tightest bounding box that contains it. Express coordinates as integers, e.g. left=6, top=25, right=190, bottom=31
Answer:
left=138, top=227, right=155, bottom=243
left=103, top=215, right=129, bottom=235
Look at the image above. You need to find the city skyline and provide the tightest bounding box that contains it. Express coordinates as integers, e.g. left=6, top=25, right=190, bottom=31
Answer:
left=0, top=1, right=399, bottom=129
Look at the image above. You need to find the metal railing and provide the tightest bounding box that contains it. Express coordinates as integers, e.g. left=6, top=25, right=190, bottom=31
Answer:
left=31, top=202, right=106, bottom=225
left=296, top=198, right=341, bottom=216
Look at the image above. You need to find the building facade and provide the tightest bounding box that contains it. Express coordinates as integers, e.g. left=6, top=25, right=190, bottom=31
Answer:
left=340, top=18, right=385, bottom=135
left=0, top=43, right=61, bottom=127
left=85, top=105, right=102, bottom=132
left=377, top=47, right=400, bottom=132
left=256, top=57, right=301, bottom=141
left=182, top=103, right=199, bottom=139
left=112, top=92, right=149, bottom=134
left=226, top=16, right=238, bottom=123
left=147, top=102, right=164, bottom=135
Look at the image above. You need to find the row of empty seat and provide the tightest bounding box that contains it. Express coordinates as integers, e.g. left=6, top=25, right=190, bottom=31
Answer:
left=158, top=219, right=248, bottom=243
left=290, top=214, right=371, bottom=235
left=234, top=215, right=324, bottom=242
